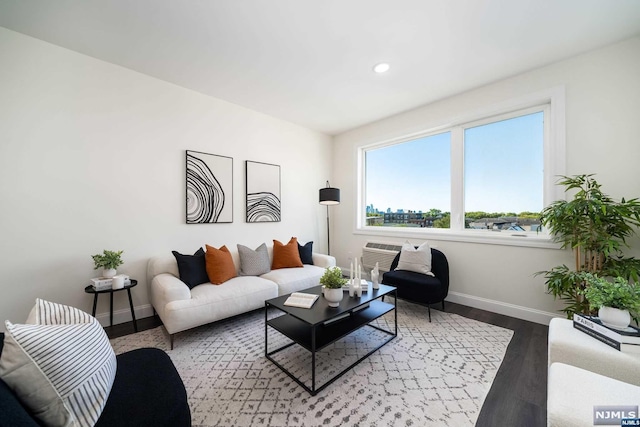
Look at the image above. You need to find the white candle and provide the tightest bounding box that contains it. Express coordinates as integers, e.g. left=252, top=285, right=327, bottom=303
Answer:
left=355, top=258, right=358, bottom=282
left=350, top=261, right=354, bottom=283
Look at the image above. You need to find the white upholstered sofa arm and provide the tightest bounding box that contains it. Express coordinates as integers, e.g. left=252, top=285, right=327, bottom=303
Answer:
left=312, top=253, right=336, bottom=269
left=151, top=274, right=192, bottom=310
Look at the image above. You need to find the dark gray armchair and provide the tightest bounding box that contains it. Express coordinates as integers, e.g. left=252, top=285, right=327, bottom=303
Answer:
left=382, top=248, right=449, bottom=321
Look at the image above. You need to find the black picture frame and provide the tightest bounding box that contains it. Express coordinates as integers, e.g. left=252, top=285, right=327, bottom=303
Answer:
left=186, top=150, right=233, bottom=224
left=245, top=160, right=281, bottom=223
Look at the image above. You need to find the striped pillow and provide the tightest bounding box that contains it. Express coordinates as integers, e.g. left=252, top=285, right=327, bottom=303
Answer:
left=0, top=299, right=117, bottom=427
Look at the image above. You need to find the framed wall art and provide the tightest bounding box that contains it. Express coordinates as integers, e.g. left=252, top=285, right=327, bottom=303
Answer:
left=186, top=150, right=233, bottom=224
left=245, top=161, right=281, bottom=222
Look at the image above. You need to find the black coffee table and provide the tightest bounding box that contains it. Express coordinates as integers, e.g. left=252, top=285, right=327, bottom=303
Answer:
left=265, top=283, right=397, bottom=395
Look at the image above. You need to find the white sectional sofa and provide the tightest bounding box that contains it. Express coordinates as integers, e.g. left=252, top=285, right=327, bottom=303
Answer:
left=147, top=244, right=335, bottom=347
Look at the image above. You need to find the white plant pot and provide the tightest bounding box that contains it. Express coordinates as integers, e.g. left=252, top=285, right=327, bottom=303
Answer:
left=102, top=268, right=116, bottom=278
left=599, top=306, right=631, bottom=330
left=324, top=288, right=344, bottom=308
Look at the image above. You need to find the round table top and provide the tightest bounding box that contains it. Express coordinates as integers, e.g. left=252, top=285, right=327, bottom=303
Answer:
left=84, top=279, right=138, bottom=294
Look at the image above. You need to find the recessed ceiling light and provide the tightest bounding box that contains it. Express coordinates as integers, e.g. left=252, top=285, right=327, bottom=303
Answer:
left=373, top=63, right=390, bottom=73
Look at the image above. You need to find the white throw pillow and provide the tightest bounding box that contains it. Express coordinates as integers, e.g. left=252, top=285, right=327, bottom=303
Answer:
left=0, top=298, right=117, bottom=427
left=396, top=241, right=435, bottom=276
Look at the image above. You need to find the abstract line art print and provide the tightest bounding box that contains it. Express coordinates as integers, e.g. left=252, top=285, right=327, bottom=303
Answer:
left=186, top=150, right=233, bottom=224
left=245, top=161, right=281, bottom=223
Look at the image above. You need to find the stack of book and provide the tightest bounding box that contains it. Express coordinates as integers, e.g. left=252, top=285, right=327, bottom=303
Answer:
left=90, top=276, right=131, bottom=291
left=573, top=313, right=640, bottom=353
left=342, top=279, right=369, bottom=292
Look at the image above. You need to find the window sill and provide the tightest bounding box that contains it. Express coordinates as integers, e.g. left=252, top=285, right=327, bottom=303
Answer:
left=353, top=226, right=562, bottom=249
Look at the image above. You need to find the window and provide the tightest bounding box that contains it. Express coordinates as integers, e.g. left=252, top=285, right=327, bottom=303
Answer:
left=463, top=110, right=544, bottom=231
left=358, top=88, right=565, bottom=246
left=365, top=132, right=451, bottom=228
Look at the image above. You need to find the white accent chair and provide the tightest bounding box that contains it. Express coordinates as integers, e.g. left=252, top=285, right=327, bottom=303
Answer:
left=547, top=318, right=640, bottom=426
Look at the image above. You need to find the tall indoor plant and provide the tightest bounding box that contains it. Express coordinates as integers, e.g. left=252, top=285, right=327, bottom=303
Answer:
left=538, top=174, right=640, bottom=318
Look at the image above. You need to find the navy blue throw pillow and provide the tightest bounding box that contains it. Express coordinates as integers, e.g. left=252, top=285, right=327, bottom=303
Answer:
left=298, top=241, right=313, bottom=265
left=172, top=248, right=209, bottom=289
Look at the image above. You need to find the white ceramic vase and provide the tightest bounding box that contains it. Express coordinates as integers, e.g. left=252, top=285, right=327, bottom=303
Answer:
left=599, top=306, right=631, bottom=330
left=103, top=268, right=116, bottom=278
left=324, top=288, right=344, bottom=307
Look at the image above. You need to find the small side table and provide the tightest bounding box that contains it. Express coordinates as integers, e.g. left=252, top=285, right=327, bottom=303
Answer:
left=84, top=279, right=138, bottom=332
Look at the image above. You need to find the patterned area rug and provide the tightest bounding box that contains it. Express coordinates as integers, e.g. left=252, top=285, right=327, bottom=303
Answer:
left=110, top=300, right=513, bottom=427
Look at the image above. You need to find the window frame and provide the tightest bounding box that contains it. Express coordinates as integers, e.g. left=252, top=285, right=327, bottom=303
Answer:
left=355, top=87, right=566, bottom=248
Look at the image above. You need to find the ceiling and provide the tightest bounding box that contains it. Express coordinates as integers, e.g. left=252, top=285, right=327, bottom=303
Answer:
left=1, top=1, right=640, bottom=135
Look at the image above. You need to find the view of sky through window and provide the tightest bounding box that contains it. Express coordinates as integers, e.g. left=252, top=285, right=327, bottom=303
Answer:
left=364, top=110, right=544, bottom=227
left=464, top=112, right=544, bottom=213
left=366, top=132, right=451, bottom=213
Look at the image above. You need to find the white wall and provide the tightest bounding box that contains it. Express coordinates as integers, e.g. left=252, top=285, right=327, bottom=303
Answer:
left=333, top=36, right=640, bottom=324
left=0, top=27, right=332, bottom=329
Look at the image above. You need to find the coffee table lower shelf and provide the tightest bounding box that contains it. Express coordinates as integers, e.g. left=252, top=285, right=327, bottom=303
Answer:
left=265, top=299, right=397, bottom=396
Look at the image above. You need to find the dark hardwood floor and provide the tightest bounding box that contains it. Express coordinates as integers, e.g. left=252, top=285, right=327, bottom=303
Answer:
left=107, top=301, right=548, bottom=426
left=445, top=302, right=548, bottom=427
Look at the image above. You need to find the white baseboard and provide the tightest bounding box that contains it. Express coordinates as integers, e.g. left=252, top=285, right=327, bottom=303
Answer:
left=446, top=291, right=558, bottom=325
left=338, top=264, right=558, bottom=325
left=94, top=304, right=155, bottom=327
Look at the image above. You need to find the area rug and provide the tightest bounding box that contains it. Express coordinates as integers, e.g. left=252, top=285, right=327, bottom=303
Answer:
left=110, top=300, right=513, bottom=427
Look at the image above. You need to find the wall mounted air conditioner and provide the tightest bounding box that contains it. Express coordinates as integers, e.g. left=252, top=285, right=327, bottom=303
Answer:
left=361, top=242, right=403, bottom=272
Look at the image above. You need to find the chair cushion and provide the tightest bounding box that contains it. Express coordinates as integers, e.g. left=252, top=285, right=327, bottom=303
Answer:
left=96, top=348, right=190, bottom=427
left=396, top=241, right=434, bottom=276
left=548, top=362, right=640, bottom=427
left=383, top=269, right=444, bottom=304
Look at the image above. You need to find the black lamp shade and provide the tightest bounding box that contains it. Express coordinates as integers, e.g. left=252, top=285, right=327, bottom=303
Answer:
left=319, top=187, right=340, bottom=205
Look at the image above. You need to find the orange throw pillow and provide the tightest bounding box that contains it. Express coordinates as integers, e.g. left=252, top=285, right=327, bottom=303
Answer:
left=272, top=237, right=304, bottom=269
left=205, top=244, right=237, bottom=284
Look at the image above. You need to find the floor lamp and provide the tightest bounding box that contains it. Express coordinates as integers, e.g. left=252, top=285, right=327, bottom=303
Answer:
left=319, top=181, right=340, bottom=255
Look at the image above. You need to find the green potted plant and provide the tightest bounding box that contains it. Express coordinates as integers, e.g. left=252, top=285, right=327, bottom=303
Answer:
left=92, top=250, right=124, bottom=278
left=538, top=174, right=640, bottom=318
left=582, top=273, right=640, bottom=330
left=320, top=267, right=348, bottom=307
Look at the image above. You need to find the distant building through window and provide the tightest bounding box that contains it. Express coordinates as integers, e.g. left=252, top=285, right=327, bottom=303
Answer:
left=362, top=105, right=554, bottom=238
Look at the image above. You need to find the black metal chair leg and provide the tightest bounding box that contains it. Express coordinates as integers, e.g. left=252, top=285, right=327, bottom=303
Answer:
left=442, top=300, right=445, bottom=311
left=427, top=305, right=431, bottom=322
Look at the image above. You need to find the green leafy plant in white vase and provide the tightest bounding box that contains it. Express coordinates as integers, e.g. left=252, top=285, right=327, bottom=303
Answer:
left=320, top=267, right=347, bottom=307
left=92, top=250, right=124, bottom=278
left=582, top=272, right=640, bottom=330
